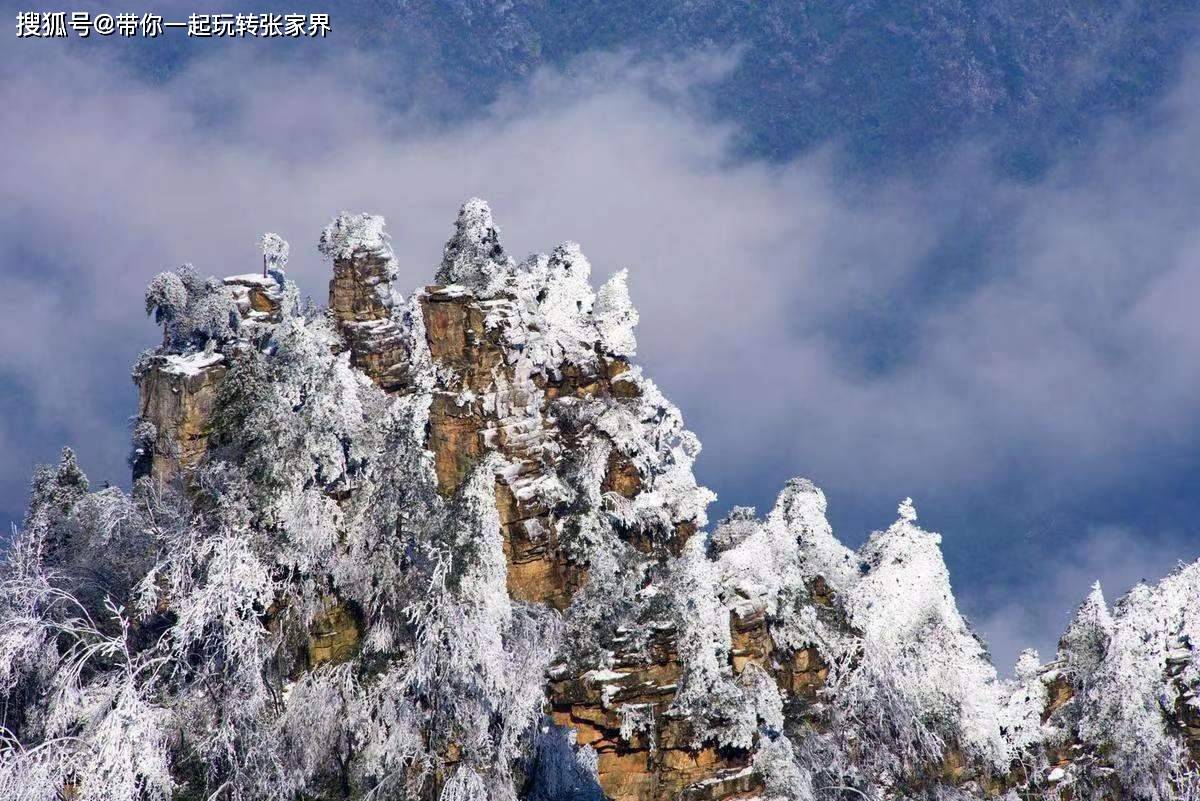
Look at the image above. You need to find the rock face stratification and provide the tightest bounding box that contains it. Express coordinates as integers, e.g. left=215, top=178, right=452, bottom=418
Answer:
left=3, top=201, right=1198, bottom=801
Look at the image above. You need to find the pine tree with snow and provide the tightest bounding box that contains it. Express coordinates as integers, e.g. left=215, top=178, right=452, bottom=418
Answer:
left=22, top=447, right=89, bottom=560
left=260, top=232, right=289, bottom=276
left=143, top=264, right=240, bottom=351
left=594, top=269, right=638, bottom=358
left=144, top=270, right=188, bottom=344
left=1058, top=581, right=1113, bottom=686
left=436, top=198, right=511, bottom=295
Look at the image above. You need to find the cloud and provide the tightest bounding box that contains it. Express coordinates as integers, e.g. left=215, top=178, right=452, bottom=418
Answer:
left=2, top=41, right=1200, bottom=666
left=970, top=525, right=1192, bottom=673
left=0, top=44, right=932, bottom=516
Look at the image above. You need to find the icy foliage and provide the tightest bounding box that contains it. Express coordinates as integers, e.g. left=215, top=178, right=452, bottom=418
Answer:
left=839, top=499, right=1008, bottom=772
left=21, top=447, right=89, bottom=555
left=999, top=649, right=1049, bottom=755
left=318, top=211, right=395, bottom=263
left=484, top=248, right=601, bottom=371
left=772, top=480, right=858, bottom=591
left=526, top=726, right=603, bottom=801
left=187, top=277, right=240, bottom=343
left=563, top=370, right=715, bottom=534
left=436, top=197, right=512, bottom=294
left=260, top=232, right=289, bottom=271
left=754, top=734, right=816, bottom=801
left=670, top=537, right=759, bottom=750
left=711, top=489, right=1017, bottom=791
left=0, top=466, right=174, bottom=801
left=594, top=269, right=638, bottom=357
left=1058, top=581, right=1113, bottom=685
left=143, top=270, right=187, bottom=325
left=0, top=280, right=556, bottom=799
left=401, top=456, right=560, bottom=795
left=537, top=243, right=596, bottom=348
left=739, top=662, right=785, bottom=734
left=554, top=526, right=654, bottom=670
left=618, top=703, right=657, bottom=750
left=12, top=200, right=1200, bottom=801
left=216, top=316, right=377, bottom=539
left=428, top=201, right=710, bottom=542
left=440, top=767, right=489, bottom=801
left=716, top=478, right=855, bottom=628
left=1075, top=562, right=1200, bottom=800
left=143, top=264, right=242, bottom=351
left=440, top=204, right=624, bottom=375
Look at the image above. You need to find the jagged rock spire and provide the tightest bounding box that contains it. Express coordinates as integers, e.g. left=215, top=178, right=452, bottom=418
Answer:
left=322, top=212, right=398, bottom=320
left=321, top=212, right=410, bottom=391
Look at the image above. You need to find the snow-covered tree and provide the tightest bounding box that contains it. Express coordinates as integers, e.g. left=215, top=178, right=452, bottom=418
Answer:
left=436, top=198, right=512, bottom=294
left=143, top=270, right=187, bottom=333
left=525, top=726, right=603, bottom=801
left=998, top=649, right=1049, bottom=759
left=1076, top=564, right=1200, bottom=800
left=21, top=447, right=89, bottom=559
left=318, top=212, right=394, bottom=264
left=143, top=264, right=240, bottom=351
left=260, top=232, right=289, bottom=275
left=1058, top=581, right=1113, bottom=686
left=594, top=269, right=638, bottom=358
left=834, top=499, right=1008, bottom=782
left=670, top=536, right=760, bottom=750
left=400, top=456, right=560, bottom=796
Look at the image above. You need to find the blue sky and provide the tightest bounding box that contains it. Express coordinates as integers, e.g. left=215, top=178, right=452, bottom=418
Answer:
left=3, top=1, right=1200, bottom=669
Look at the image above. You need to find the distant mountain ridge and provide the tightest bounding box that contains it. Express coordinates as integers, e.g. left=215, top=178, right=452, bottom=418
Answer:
left=326, top=0, right=1200, bottom=170
left=115, top=1, right=1200, bottom=171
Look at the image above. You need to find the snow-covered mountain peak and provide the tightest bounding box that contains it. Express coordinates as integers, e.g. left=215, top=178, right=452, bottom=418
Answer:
left=2, top=201, right=1198, bottom=801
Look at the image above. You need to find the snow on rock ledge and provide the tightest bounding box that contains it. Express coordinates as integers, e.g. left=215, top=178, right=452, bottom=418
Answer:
left=10, top=199, right=1199, bottom=801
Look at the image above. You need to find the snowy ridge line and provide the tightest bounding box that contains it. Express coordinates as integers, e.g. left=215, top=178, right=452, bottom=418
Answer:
left=0, top=200, right=1196, bottom=801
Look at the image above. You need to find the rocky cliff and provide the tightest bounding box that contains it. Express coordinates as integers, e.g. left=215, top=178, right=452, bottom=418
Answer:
left=2, top=202, right=1198, bottom=801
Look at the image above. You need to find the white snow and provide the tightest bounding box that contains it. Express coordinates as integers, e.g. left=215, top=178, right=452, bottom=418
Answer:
left=595, top=269, right=638, bottom=358
left=435, top=198, right=512, bottom=295
left=223, top=273, right=278, bottom=288
left=318, top=211, right=395, bottom=263
left=843, top=500, right=1008, bottom=768
left=260, top=232, right=289, bottom=271
left=7, top=199, right=1200, bottom=801
left=158, top=351, right=224, bottom=376
left=1075, top=561, right=1200, bottom=799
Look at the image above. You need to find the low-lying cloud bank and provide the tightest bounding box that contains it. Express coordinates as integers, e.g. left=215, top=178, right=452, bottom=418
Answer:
left=3, top=44, right=1199, bottom=670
